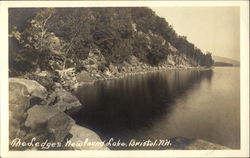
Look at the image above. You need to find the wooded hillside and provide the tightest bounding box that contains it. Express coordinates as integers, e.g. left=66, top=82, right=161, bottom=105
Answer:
left=9, top=8, right=214, bottom=76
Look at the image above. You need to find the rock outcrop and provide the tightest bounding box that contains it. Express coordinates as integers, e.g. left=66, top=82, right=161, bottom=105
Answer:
left=9, top=78, right=107, bottom=151
left=184, top=139, right=230, bottom=150
left=25, top=105, right=75, bottom=143
left=168, top=137, right=230, bottom=150
left=68, top=124, right=109, bottom=150
left=9, top=78, right=47, bottom=142
left=48, top=88, right=82, bottom=116
left=9, top=80, right=31, bottom=141
left=9, top=78, right=47, bottom=102
left=76, top=70, right=95, bottom=84
left=23, top=71, right=60, bottom=92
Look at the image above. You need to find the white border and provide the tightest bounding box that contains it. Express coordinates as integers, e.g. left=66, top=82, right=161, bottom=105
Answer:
left=0, top=1, right=249, bottom=157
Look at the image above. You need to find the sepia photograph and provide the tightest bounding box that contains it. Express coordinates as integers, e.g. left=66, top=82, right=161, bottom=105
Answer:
left=0, top=1, right=249, bottom=157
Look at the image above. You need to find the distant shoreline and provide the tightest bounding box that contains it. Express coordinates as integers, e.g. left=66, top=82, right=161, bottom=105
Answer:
left=73, top=66, right=213, bottom=90
left=213, top=65, right=240, bottom=67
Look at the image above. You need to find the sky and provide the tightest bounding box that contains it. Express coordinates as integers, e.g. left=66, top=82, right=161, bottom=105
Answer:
left=151, top=7, right=240, bottom=61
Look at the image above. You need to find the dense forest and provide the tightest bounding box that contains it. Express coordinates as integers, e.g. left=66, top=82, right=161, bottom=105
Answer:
left=9, top=8, right=214, bottom=77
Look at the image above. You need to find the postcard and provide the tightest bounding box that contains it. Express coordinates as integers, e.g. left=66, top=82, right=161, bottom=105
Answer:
left=0, top=1, right=249, bottom=157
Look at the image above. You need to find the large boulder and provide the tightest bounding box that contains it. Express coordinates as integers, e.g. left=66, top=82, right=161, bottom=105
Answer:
left=9, top=78, right=47, bottom=101
left=168, top=137, right=230, bottom=150
left=76, top=71, right=95, bottom=83
left=9, top=78, right=47, bottom=141
left=48, top=88, right=82, bottom=116
left=68, top=124, right=109, bottom=150
left=25, top=105, right=75, bottom=143
left=9, top=82, right=30, bottom=141
left=23, top=71, right=60, bottom=92
left=184, top=139, right=230, bottom=150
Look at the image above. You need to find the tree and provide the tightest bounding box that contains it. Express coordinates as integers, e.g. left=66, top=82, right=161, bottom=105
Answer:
left=9, top=7, right=215, bottom=76
left=9, top=8, right=57, bottom=73
left=147, top=35, right=169, bottom=65
left=24, top=8, right=56, bottom=51
left=50, top=8, right=93, bottom=69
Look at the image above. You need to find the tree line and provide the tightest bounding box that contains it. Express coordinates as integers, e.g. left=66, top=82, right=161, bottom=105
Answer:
left=9, top=7, right=214, bottom=76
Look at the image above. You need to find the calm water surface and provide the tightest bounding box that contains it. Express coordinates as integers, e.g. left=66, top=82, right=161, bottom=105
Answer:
left=74, top=67, right=240, bottom=149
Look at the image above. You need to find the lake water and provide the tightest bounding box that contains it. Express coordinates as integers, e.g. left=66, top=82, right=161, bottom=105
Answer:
left=74, top=67, right=240, bottom=150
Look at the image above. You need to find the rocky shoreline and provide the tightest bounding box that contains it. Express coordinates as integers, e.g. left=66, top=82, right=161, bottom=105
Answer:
left=7, top=7, right=221, bottom=151
left=9, top=77, right=109, bottom=151
left=9, top=65, right=230, bottom=150
left=56, top=63, right=212, bottom=92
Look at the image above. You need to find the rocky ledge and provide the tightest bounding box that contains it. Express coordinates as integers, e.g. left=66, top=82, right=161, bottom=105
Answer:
left=168, top=137, right=230, bottom=150
left=9, top=70, right=228, bottom=150
left=55, top=55, right=212, bottom=92
left=9, top=78, right=109, bottom=150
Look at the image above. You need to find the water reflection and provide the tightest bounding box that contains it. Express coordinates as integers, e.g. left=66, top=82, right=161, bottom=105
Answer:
left=74, top=69, right=215, bottom=149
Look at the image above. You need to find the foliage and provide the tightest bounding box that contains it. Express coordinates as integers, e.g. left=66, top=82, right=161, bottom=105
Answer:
left=9, top=7, right=214, bottom=76
left=9, top=8, right=58, bottom=75
left=23, top=71, right=60, bottom=92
